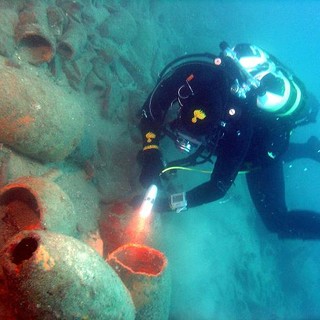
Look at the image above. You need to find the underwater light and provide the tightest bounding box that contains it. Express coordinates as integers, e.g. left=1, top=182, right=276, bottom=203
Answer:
left=139, top=184, right=158, bottom=218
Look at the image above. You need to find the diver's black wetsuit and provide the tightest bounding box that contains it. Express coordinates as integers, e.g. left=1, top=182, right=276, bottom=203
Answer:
left=140, top=60, right=320, bottom=240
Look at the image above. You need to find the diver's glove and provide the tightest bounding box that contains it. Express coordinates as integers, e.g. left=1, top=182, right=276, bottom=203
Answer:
left=139, top=149, right=164, bottom=188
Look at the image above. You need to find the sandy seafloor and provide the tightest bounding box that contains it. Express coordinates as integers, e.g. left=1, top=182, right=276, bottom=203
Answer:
left=0, top=0, right=320, bottom=319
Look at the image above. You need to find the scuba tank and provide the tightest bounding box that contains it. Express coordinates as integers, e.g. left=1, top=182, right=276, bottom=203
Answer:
left=230, top=42, right=314, bottom=127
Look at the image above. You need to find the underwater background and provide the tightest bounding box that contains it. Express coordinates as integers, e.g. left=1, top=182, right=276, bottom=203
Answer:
left=0, top=0, right=320, bottom=319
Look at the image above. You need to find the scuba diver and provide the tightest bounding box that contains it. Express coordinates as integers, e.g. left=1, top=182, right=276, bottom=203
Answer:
left=136, top=42, right=320, bottom=240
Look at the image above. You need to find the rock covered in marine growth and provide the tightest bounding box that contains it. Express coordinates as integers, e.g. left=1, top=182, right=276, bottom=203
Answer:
left=0, top=56, right=85, bottom=162
left=1, top=230, right=135, bottom=320
left=0, top=176, right=78, bottom=249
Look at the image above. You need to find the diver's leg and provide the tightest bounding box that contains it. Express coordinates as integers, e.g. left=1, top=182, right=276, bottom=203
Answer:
left=246, top=160, right=287, bottom=235
left=284, top=136, right=320, bottom=163
left=246, top=160, right=320, bottom=239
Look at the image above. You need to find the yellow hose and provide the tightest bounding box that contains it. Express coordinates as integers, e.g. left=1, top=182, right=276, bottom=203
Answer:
left=161, top=166, right=212, bottom=175
left=161, top=166, right=248, bottom=175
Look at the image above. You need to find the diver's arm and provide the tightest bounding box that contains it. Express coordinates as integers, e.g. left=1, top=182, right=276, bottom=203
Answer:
left=140, top=73, right=184, bottom=150
left=186, top=154, right=243, bottom=207
left=186, top=121, right=253, bottom=208
left=186, top=155, right=243, bottom=207
left=186, top=179, right=228, bottom=207
left=139, top=67, right=192, bottom=187
left=138, top=93, right=165, bottom=187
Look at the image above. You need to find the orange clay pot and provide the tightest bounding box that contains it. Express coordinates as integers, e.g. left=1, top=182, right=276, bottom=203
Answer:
left=108, top=243, right=171, bottom=320
left=99, top=201, right=161, bottom=257
left=0, top=8, right=18, bottom=58
left=0, top=176, right=78, bottom=250
left=15, top=3, right=56, bottom=65
left=0, top=230, right=135, bottom=320
left=0, top=56, right=85, bottom=162
left=57, top=21, right=87, bottom=60
left=46, top=5, right=68, bottom=39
